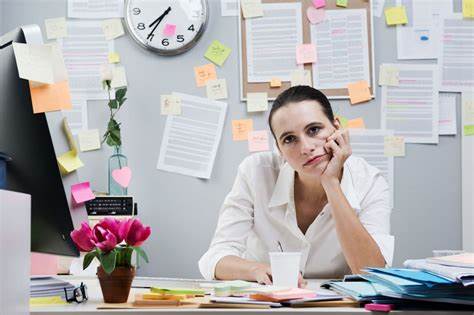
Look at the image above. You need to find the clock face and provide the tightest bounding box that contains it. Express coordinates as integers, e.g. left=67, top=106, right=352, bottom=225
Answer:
left=125, top=0, right=208, bottom=55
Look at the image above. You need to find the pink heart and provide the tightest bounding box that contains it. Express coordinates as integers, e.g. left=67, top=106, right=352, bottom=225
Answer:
left=112, top=166, right=132, bottom=188
left=307, top=6, right=325, bottom=25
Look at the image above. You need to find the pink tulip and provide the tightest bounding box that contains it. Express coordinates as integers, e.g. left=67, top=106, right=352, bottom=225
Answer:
left=92, top=225, right=118, bottom=252
left=119, top=218, right=151, bottom=247
left=96, top=217, right=123, bottom=243
left=70, top=222, right=95, bottom=252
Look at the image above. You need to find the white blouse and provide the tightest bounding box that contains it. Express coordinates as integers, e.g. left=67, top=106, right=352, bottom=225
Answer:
left=199, top=152, right=394, bottom=280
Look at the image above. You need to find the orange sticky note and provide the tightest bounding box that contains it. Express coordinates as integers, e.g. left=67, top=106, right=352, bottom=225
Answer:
left=347, top=117, right=366, bottom=129
left=270, top=78, right=282, bottom=88
left=248, top=130, right=270, bottom=152
left=194, top=63, right=217, bottom=87
left=232, top=119, right=253, bottom=141
left=347, top=80, right=371, bottom=105
left=29, top=80, right=72, bottom=113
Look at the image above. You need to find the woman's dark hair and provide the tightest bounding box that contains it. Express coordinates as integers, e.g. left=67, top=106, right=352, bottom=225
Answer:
left=268, top=86, right=335, bottom=140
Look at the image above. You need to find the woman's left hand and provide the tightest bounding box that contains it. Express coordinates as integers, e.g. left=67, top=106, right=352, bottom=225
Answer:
left=321, top=129, right=352, bottom=186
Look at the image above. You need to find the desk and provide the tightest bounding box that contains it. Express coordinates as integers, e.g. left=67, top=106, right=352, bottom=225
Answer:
left=30, top=276, right=473, bottom=315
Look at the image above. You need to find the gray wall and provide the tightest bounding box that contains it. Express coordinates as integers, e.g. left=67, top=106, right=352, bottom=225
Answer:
left=2, top=0, right=464, bottom=278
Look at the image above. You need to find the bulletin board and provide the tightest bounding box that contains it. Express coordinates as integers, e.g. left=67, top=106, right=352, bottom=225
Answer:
left=238, top=0, right=375, bottom=100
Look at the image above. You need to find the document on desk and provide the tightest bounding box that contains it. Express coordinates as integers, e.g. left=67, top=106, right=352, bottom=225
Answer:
left=349, top=129, right=394, bottom=207
left=67, top=0, right=124, bottom=19
left=245, top=2, right=303, bottom=82
left=396, top=0, right=452, bottom=60
left=156, top=92, right=227, bottom=179
left=439, top=14, right=474, bottom=92
left=439, top=94, right=457, bottom=136
left=58, top=20, right=114, bottom=100
left=381, top=63, right=439, bottom=144
left=62, top=98, right=88, bottom=135
left=310, top=9, right=370, bottom=90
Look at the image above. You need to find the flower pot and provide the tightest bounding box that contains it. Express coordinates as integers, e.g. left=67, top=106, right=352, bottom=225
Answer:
left=97, top=266, right=135, bottom=303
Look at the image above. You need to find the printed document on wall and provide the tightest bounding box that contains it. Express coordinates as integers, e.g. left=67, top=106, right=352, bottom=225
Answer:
left=349, top=129, right=394, bottom=207
left=58, top=21, right=114, bottom=100
left=381, top=64, right=439, bottom=144
left=439, top=14, right=474, bottom=92
left=156, top=93, right=227, bottom=179
left=396, top=0, right=452, bottom=60
left=68, top=0, right=124, bottom=19
left=245, top=2, right=303, bottom=82
left=310, top=9, right=370, bottom=90
left=439, top=94, right=457, bottom=136
left=221, top=0, right=239, bottom=16
left=62, top=98, right=88, bottom=135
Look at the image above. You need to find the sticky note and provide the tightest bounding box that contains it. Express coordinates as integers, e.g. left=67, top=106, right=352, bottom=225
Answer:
left=30, top=80, right=72, bottom=113
left=336, top=0, right=348, bottom=8
left=232, top=119, right=253, bottom=141
left=336, top=115, right=349, bottom=128
left=108, top=52, right=120, bottom=63
left=270, top=78, right=282, bottom=88
left=384, top=6, right=408, bottom=26
left=313, top=0, right=326, bottom=8
left=194, top=63, right=217, bottom=87
left=248, top=130, right=270, bottom=152
left=247, top=92, right=268, bottom=112
left=307, top=7, right=325, bottom=25
left=347, top=80, right=371, bottom=105
left=379, top=65, right=399, bottom=86
left=463, top=0, right=474, bottom=18
left=206, top=79, right=228, bottom=100
left=296, top=44, right=317, bottom=65
left=163, top=23, right=176, bottom=37
left=347, top=117, right=366, bottom=129
left=112, top=166, right=132, bottom=188
left=161, top=95, right=182, bottom=115
left=111, top=66, right=127, bottom=88
left=30, top=296, right=67, bottom=306
left=102, top=19, right=124, bottom=40
left=464, top=125, right=474, bottom=136
left=62, top=117, right=78, bottom=153
left=57, top=150, right=84, bottom=174
left=44, top=17, right=67, bottom=39
left=204, top=40, right=231, bottom=67
left=384, top=136, right=405, bottom=156
left=78, top=129, right=101, bottom=152
left=241, top=0, right=264, bottom=19
left=71, top=182, right=95, bottom=204
left=290, top=70, right=312, bottom=87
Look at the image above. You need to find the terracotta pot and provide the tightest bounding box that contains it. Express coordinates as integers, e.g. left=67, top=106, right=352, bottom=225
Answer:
left=97, top=266, right=135, bottom=303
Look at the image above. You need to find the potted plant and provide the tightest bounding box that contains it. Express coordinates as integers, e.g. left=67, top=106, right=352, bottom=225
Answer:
left=70, top=218, right=151, bottom=303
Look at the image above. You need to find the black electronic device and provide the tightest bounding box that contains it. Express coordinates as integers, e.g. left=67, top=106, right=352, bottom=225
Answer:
left=85, top=196, right=134, bottom=216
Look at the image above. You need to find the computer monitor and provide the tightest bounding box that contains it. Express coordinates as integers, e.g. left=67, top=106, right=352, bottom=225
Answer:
left=0, top=26, right=88, bottom=257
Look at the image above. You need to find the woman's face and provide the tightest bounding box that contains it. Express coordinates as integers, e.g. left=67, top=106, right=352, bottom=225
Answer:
left=271, top=100, right=340, bottom=178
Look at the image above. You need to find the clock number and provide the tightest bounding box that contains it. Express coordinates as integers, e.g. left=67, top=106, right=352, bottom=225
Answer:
left=133, top=8, right=141, bottom=15
left=177, top=35, right=184, bottom=43
left=162, top=38, right=170, bottom=46
left=137, top=23, right=145, bottom=30
left=188, top=24, right=195, bottom=31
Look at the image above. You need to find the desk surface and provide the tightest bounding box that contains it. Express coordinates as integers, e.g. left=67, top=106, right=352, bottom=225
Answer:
left=30, top=276, right=474, bottom=315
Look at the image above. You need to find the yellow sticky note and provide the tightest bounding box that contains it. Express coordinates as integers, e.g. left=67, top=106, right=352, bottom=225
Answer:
left=108, top=52, right=120, bottom=63
left=336, top=115, right=349, bottom=128
left=204, top=40, right=231, bottom=66
left=290, top=70, right=312, bottom=87
left=78, top=129, right=101, bottom=152
left=336, top=0, right=348, bottom=8
left=379, top=65, right=399, bottom=86
left=232, top=119, right=253, bottom=141
left=29, top=80, right=72, bottom=113
left=30, top=296, right=67, bottom=306
left=57, top=150, right=84, bottom=174
left=102, top=19, right=124, bottom=40
left=463, top=0, right=474, bottom=18
left=464, top=125, right=474, bottom=136
left=206, top=79, right=228, bottom=100
left=247, top=92, right=268, bottom=112
left=241, top=0, right=264, bottom=19
left=347, top=80, right=371, bottom=105
left=384, top=6, right=408, bottom=26
left=384, top=136, right=405, bottom=156
left=347, top=117, right=366, bottom=129
left=194, top=63, right=217, bottom=87
left=270, top=78, right=282, bottom=88
left=45, top=17, right=67, bottom=40
left=161, top=95, right=182, bottom=115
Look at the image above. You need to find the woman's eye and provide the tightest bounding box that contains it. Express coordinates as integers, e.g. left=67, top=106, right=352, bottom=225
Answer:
left=308, top=126, right=320, bottom=136
left=283, top=135, right=296, bottom=144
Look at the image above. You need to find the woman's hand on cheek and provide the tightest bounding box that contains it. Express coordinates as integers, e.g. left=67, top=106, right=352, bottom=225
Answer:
left=321, top=129, right=352, bottom=186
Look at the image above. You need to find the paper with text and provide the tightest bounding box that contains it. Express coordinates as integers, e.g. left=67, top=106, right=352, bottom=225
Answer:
left=248, top=130, right=270, bottom=152
left=161, top=95, right=182, bottom=115
left=384, top=136, right=405, bottom=157
left=439, top=94, right=457, bottom=136
left=68, top=0, right=124, bottom=19
left=232, top=119, right=253, bottom=141
left=221, top=0, right=239, bottom=16
left=379, top=64, right=399, bottom=86
left=206, top=79, right=228, bottom=100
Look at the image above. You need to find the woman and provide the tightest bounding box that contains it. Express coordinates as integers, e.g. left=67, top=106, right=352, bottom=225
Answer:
left=199, top=86, right=394, bottom=285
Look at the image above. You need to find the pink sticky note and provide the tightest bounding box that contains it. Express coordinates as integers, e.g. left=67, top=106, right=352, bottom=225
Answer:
left=31, top=253, right=58, bottom=275
left=112, top=166, right=132, bottom=188
left=307, top=6, right=325, bottom=24
left=163, top=23, right=176, bottom=37
left=313, top=0, right=326, bottom=9
left=296, top=44, right=317, bottom=65
left=71, top=182, right=95, bottom=204
left=248, top=130, right=270, bottom=152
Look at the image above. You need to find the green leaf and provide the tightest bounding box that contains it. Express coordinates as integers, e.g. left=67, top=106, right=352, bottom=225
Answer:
left=134, top=247, right=149, bottom=264
left=83, top=251, right=97, bottom=270
left=115, top=88, right=127, bottom=102
left=99, top=250, right=117, bottom=275
left=109, top=100, right=119, bottom=109
left=106, top=119, right=121, bottom=147
left=118, top=97, right=127, bottom=107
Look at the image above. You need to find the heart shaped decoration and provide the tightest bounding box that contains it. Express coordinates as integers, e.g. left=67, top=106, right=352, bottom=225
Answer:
left=307, top=6, right=325, bottom=25
left=112, top=166, right=132, bottom=188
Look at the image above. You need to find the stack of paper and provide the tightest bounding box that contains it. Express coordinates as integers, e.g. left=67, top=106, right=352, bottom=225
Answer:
left=404, top=259, right=474, bottom=286
left=30, top=276, right=75, bottom=299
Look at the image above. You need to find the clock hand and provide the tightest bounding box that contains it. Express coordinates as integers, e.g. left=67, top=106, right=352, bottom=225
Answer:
left=147, top=6, right=171, bottom=40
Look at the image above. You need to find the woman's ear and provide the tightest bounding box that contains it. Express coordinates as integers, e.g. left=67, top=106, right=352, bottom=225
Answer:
left=333, top=117, right=342, bottom=130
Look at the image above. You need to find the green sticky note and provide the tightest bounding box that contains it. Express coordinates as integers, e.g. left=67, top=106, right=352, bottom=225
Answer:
left=204, top=40, right=231, bottom=66
left=336, top=0, right=348, bottom=7
left=464, top=125, right=474, bottom=136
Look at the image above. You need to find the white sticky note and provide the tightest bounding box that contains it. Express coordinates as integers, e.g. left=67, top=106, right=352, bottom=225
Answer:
left=241, top=0, right=263, bottom=18
left=379, top=65, right=399, bottom=86
left=247, top=92, right=268, bottom=112
left=102, top=19, right=125, bottom=40
left=161, top=95, right=182, bottom=115
left=290, top=70, right=312, bottom=87
left=384, top=136, right=405, bottom=157
left=110, top=66, right=127, bottom=88
left=45, top=17, right=68, bottom=39
left=206, top=79, right=228, bottom=100
left=78, top=129, right=101, bottom=152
